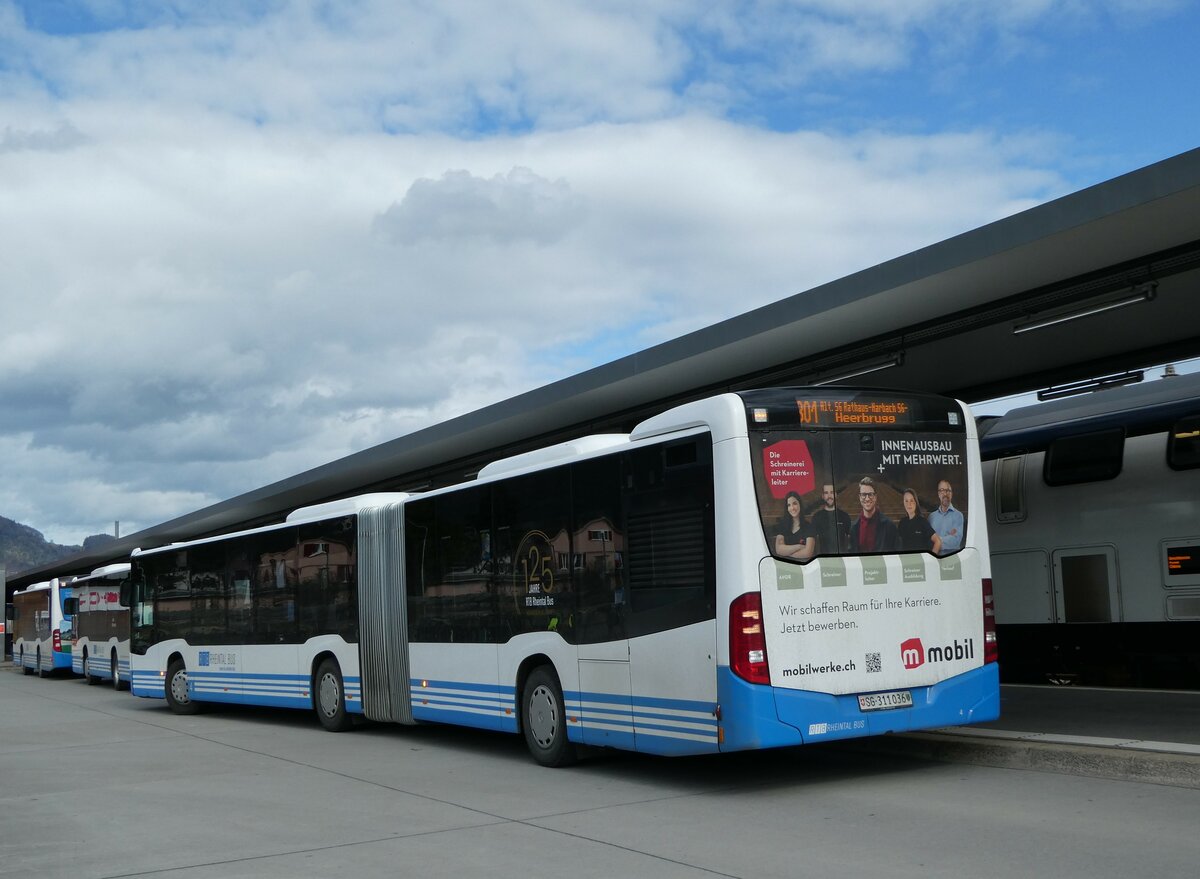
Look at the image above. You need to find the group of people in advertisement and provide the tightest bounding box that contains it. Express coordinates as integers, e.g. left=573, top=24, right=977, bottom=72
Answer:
left=771, top=478, right=964, bottom=561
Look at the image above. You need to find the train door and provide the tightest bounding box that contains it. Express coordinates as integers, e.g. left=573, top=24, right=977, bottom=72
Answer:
left=1052, top=546, right=1121, bottom=623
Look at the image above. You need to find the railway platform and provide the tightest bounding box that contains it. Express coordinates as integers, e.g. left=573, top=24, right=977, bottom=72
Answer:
left=868, top=683, right=1200, bottom=789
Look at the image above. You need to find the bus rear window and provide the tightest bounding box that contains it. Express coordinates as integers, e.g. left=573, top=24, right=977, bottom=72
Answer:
left=751, top=428, right=970, bottom=559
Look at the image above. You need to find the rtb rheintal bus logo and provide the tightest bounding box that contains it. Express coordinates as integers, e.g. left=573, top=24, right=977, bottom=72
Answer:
left=901, top=636, right=976, bottom=669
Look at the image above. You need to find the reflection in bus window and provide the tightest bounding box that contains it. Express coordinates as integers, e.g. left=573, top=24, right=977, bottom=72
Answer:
left=752, top=428, right=969, bottom=560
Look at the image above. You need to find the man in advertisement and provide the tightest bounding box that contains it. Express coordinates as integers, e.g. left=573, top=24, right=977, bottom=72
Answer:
left=810, top=483, right=851, bottom=555
left=928, top=479, right=964, bottom=555
left=848, top=477, right=899, bottom=553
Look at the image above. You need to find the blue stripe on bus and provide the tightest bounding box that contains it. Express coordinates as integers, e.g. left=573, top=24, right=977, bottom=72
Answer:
left=405, top=678, right=719, bottom=754
left=409, top=678, right=515, bottom=696
left=131, top=671, right=166, bottom=699
left=128, top=669, right=365, bottom=711
left=410, top=703, right=518, bottom=733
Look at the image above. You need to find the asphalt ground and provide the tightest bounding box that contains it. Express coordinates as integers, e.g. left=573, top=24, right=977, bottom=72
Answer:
left=4, top=660, right=1199, bottom=788
left=6, top=665, right=1200, bottom=879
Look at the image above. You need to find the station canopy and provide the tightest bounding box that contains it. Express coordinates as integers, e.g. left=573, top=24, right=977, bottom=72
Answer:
left=11, top=148, right=1200, bottom=589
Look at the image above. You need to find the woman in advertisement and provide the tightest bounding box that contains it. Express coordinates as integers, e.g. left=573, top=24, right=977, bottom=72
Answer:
left=773, top=491, right=816, bottom=561
left=897, top=488, right=942, bottom=555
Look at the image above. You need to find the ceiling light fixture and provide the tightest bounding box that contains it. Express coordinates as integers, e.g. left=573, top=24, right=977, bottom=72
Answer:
left=1036, top=370, right=1145, bottom=402
left=1013, top=282, right=1157, bottom=335
left=813, top=353, right=904, bottom=386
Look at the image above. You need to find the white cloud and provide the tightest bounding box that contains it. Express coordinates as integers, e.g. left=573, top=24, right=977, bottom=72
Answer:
left=1, top=0, right=1184, bottom=546
left=377, top=167, right=585, bottom=245
left=0, top=106, right=1065, bottom=543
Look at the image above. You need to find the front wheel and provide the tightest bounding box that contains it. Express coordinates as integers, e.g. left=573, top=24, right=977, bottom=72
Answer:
left=21, top=650, right=32, bottom=676
left=314, top=659, right=353, bottom=732
left=164, top=659, right=200, bottom=715
left=522, top=666, right=576, bottom=767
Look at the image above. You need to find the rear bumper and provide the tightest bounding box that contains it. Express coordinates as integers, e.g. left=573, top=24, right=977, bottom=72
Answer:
left=718, top=662, right=1000, bottom=751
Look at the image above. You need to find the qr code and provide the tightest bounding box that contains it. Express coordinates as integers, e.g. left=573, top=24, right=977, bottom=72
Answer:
left=866, top=652, right=882, bottom=673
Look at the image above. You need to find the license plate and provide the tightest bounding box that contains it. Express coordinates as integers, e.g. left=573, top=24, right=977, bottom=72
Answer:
left=858, top=690, right=913, bottom=712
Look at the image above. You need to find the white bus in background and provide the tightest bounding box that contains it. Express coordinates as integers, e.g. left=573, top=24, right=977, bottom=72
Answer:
left=8, top=577, right=76, bottom=677
left=65, top=563, right=133, bottom=689
left=130, top=388, right=998, bottom=765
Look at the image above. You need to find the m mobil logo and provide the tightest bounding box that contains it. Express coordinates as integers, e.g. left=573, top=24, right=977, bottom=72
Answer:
left=901, top=636, right=976, bottom=670
left=900, top=638, right=925, bottom=669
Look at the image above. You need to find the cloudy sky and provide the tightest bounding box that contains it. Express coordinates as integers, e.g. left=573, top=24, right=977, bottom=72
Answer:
left=2, top=0, right=1197, bottom=545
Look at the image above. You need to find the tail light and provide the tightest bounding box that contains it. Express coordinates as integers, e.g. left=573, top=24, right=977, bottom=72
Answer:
left=982, top=578, right=998, bottom=664
left=53, top=629, right=62, bottom=653
left=730, top=592, right=770, bottom=684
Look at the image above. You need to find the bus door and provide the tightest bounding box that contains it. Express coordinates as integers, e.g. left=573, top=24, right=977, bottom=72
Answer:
left=622, top=435, right=718, bottom=750
left=572, top=457, right=634, bottom=747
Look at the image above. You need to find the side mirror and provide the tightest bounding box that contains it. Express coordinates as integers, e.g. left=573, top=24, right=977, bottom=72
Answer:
left=63, top=598, right=79, bottom=615
left=119, top=583, right=132, bottom=607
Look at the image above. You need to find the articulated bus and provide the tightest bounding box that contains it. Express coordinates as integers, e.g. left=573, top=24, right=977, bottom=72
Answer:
left=65, top=563, right=133, bottom=689
left=8, top=577, right=75, bottom=677
left=130, top=388, right=998, bottom=765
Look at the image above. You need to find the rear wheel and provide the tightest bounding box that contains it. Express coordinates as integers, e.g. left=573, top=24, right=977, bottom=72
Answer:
left=164, top=659, right=200, bottom=715
left=21, top=649, right=32, bottom=675
left=84, top=652, right=101, bottom=685
left=36, top=650, right=47, bottom=678
left=522, top=666, right=576, bottom=767
left=314, top=659, right=352, bottom=732
left=112, top=652, right=124, bottom=691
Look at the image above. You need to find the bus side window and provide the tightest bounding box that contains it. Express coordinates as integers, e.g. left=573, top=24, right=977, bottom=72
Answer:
left=572, top=455, right=626, bottom=645
left=494, top=469, right=572, bottom=640
left=621, top=437, right=715, bottom=636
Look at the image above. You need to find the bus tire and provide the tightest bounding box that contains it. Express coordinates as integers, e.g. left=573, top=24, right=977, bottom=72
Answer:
left=314, top=659, right=352, bottom=732
left=165, top=659, right=200, bottom=715
left=521, top=666, right=576, bottom=767
left=84, top=652, right=99, bottom=685
left=36, top=650, right=47, bottom=678
left=21, top=650, right=32, bottom=675
left=112, top=652, right=124, bottom=691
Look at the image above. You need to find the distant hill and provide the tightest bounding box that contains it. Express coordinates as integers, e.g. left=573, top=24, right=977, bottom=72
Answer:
left=1, top=516, right=117, bottom=576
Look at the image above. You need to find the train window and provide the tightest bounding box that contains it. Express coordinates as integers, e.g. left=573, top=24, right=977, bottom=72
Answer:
left=1167, top=416, right=1200, bottom=470
left=1043, top=429, right=1124, bottom=486
left=994, top=456, right=1026, bottom=522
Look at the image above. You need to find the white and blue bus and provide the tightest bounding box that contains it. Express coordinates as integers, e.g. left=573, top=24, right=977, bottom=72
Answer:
left=65, top=563, right=133, bottom=689
left=130, top=388, right=999, bottom=765
left=8, top=577, right=76, bottom=677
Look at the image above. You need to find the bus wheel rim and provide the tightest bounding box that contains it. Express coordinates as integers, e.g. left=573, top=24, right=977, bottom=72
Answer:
left=319, top=673, right=341, bottom=717
left=528, top=684, right=558, bottom=748
left=171, top=670, right=189, bottom=704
